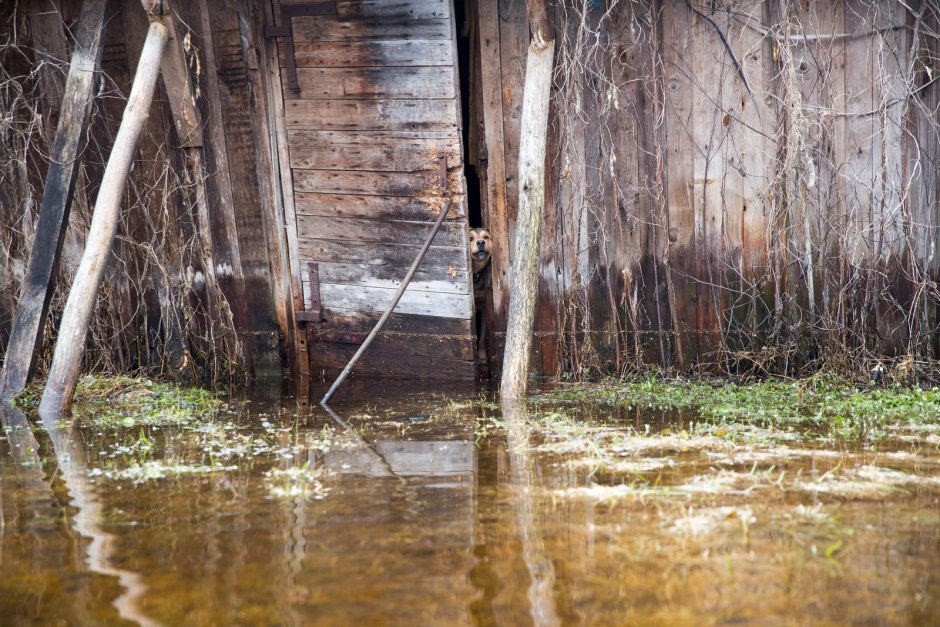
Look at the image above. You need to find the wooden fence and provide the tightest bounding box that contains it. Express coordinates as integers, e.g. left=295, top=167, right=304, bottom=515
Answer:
left=472, top=0, right=940, bottom=378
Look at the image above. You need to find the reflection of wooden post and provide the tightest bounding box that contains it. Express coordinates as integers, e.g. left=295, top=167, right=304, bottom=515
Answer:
left=39, top=23, right=169, bottom=416
left=37, top=410, right=156, bottom=626
left=0, top=0, right=107, bottom=401
left=500, top=1, right=554, bottom=399
left=501, top=399, right=560, bottom=625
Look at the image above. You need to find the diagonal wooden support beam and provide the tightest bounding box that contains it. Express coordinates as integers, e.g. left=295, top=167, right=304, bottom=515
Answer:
left=39, top=21, right=170, bottom=416
left=0, top=0, right=108, bottom=401
left=141, top=0, right=202, bottom=148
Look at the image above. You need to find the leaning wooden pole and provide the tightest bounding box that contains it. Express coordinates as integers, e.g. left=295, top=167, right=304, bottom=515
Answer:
left=499, top=1, right=554, bottom=399
left=0, top=0, right=107, bottom=401
left=38, top=22, right=169, bottom=417
left=321, top=198, right=452, bottom=406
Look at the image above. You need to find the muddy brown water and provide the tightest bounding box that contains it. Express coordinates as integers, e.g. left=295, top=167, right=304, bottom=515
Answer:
left=1, top=381, right=939, bottom=626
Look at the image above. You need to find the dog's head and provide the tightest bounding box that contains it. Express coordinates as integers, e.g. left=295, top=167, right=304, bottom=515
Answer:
left=469, top=228, right=493, bottom=273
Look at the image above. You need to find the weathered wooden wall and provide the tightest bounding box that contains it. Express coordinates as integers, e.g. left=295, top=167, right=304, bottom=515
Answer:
left=0, top=0, right=291, bottom=381
left=475, top=0, right=940, bottom=378
left=5, top=0, right=938, bottom=384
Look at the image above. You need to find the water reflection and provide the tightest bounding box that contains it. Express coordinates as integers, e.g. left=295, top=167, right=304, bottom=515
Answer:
left=0, top=387, right=939, bottom=624
left=500, top=399, right=559, bottom=627
left=1, top=405, right=154, bottom=625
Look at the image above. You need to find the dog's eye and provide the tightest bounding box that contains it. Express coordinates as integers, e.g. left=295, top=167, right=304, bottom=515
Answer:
left=483, top=235, right=490, bottom=239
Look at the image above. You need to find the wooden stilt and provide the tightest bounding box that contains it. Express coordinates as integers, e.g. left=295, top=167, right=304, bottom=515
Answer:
left=38, top=22, right=169, bottom=416
left=0, top=0, right=107, bottom=401
left=500, top=0, right=554, bottom=399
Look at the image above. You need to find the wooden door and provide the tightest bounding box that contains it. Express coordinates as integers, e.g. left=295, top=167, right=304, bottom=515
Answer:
left=274, top=0, right=474, bottom=379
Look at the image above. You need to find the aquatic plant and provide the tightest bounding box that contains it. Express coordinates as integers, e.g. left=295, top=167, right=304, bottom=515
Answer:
left=70, top=375, right=226, bottom=428
left=14, top=374, right=225, bottom=429
left=541, top=374, right=940, bottom=429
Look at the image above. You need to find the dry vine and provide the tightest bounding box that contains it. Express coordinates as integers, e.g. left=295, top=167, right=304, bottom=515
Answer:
left=547, top=0, right=940, bottom=382
left=0, top=4, right=244, bottom=384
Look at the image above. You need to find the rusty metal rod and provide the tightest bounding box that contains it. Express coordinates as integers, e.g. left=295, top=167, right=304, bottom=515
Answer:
left=320, top=197, right=452, bottom=405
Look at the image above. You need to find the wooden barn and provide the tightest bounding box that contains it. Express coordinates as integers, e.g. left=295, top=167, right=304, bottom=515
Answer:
left=1, top=0, right=939, bottom=395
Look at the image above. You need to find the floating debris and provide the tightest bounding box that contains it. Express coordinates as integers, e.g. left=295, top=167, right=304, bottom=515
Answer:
left=88, top=461, right=237, bottom=484
left=668, top=506, right=756, bottom=536
left=264, top=465, right=329, bottom=500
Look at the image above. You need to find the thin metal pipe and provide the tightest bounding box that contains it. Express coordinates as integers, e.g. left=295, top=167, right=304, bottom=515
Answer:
left=320, top=198, right=452, bottom=405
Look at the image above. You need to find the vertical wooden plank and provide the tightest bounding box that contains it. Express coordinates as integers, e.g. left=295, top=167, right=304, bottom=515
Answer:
left=265, top=0, right=309, bottom=379
left=734, top=0, right=774, bottom=345
left=580, top=7, right=604, bottom=370
left=662, top=0, right=695, bottom=367
left=499, top=0, right=528, bottom=255
left=634, top=0, right=670, bottom=367
left=477, top=0, right=510, bottom=371
left=607, top=2, right=646, bottom=371
left=793, top=1, right=845, bottom=340
left=713, top=2, right=742, bottom=357
left=206, top=0, right=283, bottom=376
left=120, top=0, right=190, bottom=370
left=843, top=1, right=876, bottom=264
left=187, top=0, right=255, bottom=374
left=910, top=6, right=940, bottom=273
left=687, top=5, right=724, bottom=362
left=911, top=7, right=940, bottom=356
left=239, top=0, right=302, bottom=376
left=0, top=0, right=107, bottom=400
left=28, top=0, right=68, bottom=139
left=879, top=3, right=907, bottom=260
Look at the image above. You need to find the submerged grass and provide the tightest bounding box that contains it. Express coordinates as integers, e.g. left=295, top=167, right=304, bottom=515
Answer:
left=15, top=375, right=357, bottom=492
left=515, top=375, right=940, bottom=487
left=14, top=374, right=225, bottom=428
left=540, top=373, right=940, bottom=430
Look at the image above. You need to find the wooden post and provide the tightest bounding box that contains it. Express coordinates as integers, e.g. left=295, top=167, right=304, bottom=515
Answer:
left=258, top=0, right=310, bottom=380
left=0, top=0, right=107, bottom=401
left=477, top=0, right=511, bottom=373
left=191, top=0, right=255, bottom=374
left=38, top=22, right=169, bottom=416
left=240, top=0, right=303, bottom=378
left=499, top=0, right=554, bottom=399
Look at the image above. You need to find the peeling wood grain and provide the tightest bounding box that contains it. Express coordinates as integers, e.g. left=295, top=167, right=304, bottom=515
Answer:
left=284, top=98, right=459, bottom=130
left=292, top=168, right=463, bottom=196
left=280, top=39, right=453, bottom=68
left=302, top=262, right=468, bottom=293
left=288, top=130, right=461, bottom=171
left=298, top=238, right=467, bottom=271
left=284, top=66, right=455, bottom=99
left=294, top=192, right=464, bottom=220
left=316, top=283, right=472, bottom=319
left=296, top=215, right=465, bottom=247
left=291, top=17, right=451, bottom=42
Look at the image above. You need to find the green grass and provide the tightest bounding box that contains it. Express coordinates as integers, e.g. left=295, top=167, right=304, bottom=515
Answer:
left=13, top=374, right=226, bottom=428
left=540, top=373, right=940, bottom=430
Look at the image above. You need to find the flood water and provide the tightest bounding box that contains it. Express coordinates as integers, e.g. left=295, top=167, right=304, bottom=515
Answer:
left=1, top=381, right=939, bottom=625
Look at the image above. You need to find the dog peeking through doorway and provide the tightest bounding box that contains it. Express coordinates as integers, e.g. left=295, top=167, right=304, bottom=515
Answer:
left=469, top=228, right=493, bottom=375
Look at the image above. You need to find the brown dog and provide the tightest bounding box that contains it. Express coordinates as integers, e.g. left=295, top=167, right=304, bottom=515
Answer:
left=468, top=228, right=492, bottom=274
left=469, top=228, right=493, bottom=374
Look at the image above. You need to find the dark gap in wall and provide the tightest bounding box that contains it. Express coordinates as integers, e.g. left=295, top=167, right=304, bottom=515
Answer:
left=455, top=0, right=482, bottom=228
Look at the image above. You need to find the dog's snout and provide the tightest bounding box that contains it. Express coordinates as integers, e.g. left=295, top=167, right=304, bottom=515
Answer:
left=476, top=240, right=486, bottom=248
